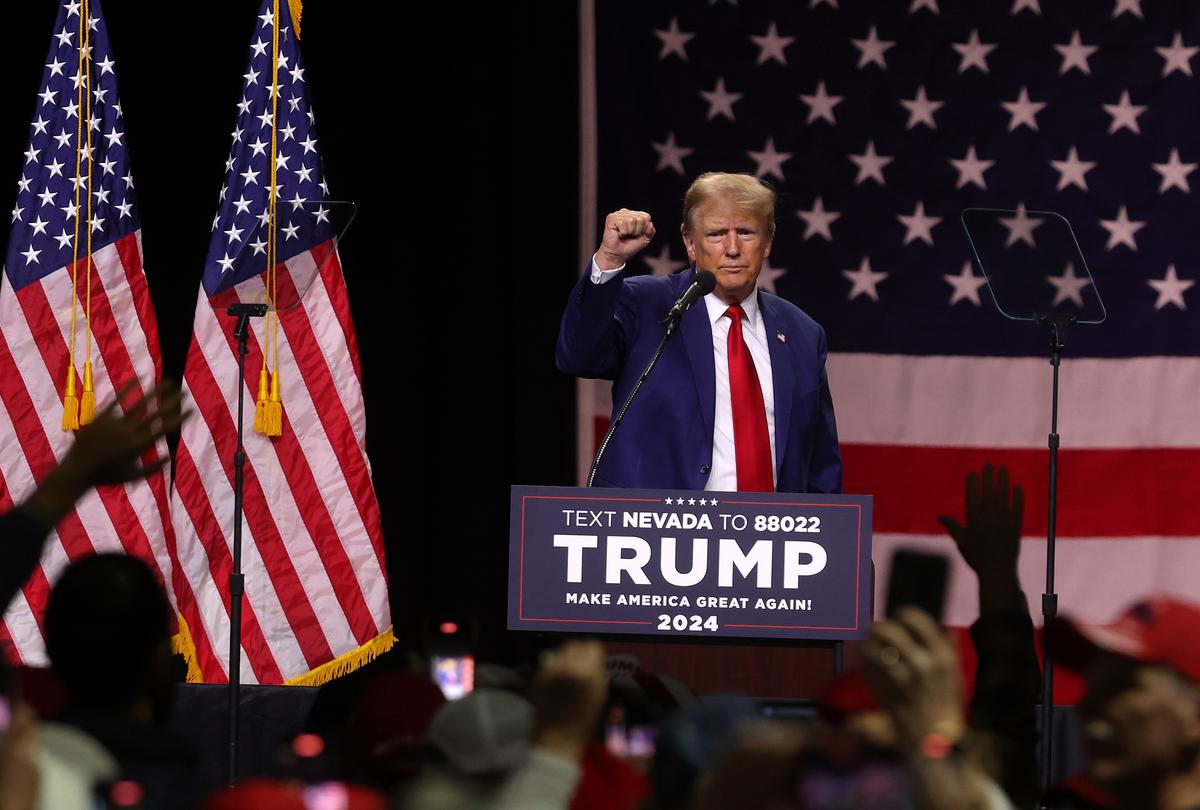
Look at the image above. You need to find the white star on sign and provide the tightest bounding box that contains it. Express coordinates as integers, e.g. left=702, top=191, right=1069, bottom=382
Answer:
left=1156, top=32, right=1198, bottom=77
left=643, top=245, right=684, bottom=277
left=950, top=145, right=994, bottom=190
left=1055, top=31, right=1098, bottom=75
left=652, top=132, right=693, bottom=174
left=798, top=80, right=843, bottom=125
left=851, top=26, right=894, bottom=70
left=757, top=259, right=787, bottom=293
left=1099, top=206, right=1145, bottom=251
left=1047, top=262, right=1091, bottom=306
left=700, top=78, right=743, bottom=121
left=849, top=140, right=893, bottom=186
left=898, top=202, right=941, bottom=246
left=1112, top=0, right=1143, bottom=18
left=1050, top=146, right=1096, bottom=191
left=1148, top=265, right=1195, bottom=310
left=748, top=137, right=792, bottom=181
left=944, top=261, right=988, bottom=306
left=1000, top=204, right=1044, bottom=247
left=796, top=197, right=841, bottom=241
left=751, top=21, right=794, bottom=65
left=900, top=85, right=944, bottom=130
left=843, top=258, right=888, bottom=301
left=1011, top=0, right=1040, bottom=13
left=1002, top=86, right=1045, bottom=131
left=1153, top=149, right=1197, bottom=193
left=654, top=17, right=694, bottom=60
left=1103, top=90, right=1146, bottom=134
left=952, top=29, right=996, bottom=73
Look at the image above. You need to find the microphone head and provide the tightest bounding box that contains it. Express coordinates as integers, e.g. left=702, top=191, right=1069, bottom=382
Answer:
left=694, top=270, right=717, bottom=295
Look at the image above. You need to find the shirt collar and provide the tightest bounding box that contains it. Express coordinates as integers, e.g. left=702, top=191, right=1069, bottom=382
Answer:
left=703, top=285, right=760, bottom=329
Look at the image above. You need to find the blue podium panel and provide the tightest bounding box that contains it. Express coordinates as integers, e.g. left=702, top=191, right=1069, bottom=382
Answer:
left=509, top=486, right=873, bottom=641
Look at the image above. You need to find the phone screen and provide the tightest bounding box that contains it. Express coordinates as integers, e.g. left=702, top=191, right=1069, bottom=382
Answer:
left=884, top=549, right=948, bottom=620
left=430, top=655, right=474, bottom=700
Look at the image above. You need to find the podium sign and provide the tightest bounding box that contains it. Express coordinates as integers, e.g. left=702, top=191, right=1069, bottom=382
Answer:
left=508, top=486, right=873, bottom=641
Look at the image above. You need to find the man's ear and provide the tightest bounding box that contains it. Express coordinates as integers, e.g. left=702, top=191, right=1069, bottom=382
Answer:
left=763, top=238, right=773, bottom=259
left=682, top=227, right=697, bottom=263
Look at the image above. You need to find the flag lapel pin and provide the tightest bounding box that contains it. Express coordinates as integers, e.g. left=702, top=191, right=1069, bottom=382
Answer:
left=776, top=332, right=787, bottom=343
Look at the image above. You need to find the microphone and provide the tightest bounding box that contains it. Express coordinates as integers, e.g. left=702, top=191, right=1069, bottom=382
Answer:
left=664, top=270, right=716, bottom=325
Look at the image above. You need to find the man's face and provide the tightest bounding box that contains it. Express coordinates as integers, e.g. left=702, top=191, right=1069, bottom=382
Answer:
left=1080, top=656, right=1200, bottom=792
left=682, top=196, right=772, bottom=305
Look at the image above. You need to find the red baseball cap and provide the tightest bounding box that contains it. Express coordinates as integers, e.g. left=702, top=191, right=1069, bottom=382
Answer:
left=1051, top=597, right=1200, bottom=683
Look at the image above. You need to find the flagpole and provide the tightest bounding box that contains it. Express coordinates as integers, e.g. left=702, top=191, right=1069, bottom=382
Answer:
left=226, top=301, right=267, bottom=785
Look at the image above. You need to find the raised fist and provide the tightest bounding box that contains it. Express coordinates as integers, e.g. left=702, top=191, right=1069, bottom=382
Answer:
left=596, top=208, right=656, bottom=271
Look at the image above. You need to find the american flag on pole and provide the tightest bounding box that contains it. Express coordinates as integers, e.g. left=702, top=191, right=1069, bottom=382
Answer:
left=0, top=0, right=177, bottom=665
left=169, top=0, right=391, bottom=685
left=584, top=0, right=1200, bottom=692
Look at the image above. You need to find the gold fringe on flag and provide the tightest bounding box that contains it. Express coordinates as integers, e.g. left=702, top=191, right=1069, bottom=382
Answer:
left=284, top=627, right=396, bottom=687
left=171, top=613, right=205, bottom=683
left=288, top=0, right=303, bottom=39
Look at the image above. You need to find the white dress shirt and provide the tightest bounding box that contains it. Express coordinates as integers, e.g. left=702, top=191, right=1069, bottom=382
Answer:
left=590, top=258, right=777, bottom=491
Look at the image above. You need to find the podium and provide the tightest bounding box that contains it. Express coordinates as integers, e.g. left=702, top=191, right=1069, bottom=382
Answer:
left=509, top=486, right=873, bottom=695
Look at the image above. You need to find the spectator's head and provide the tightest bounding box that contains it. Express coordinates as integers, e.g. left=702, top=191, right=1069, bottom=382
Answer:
left=1054, top=598, right=1200, bottom=793
left=45, top=553, right=176, bottom=719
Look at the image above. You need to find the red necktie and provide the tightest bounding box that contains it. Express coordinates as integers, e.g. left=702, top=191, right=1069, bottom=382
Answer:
left=725, top=305, right=774, bottom=492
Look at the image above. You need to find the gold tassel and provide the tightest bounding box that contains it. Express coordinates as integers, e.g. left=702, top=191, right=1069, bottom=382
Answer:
left=284, top=628, right=396, bottom=687
left=265, top=368, right=283, bottom=437
left=288, top=0, right=303, bottom=39
left=79, top=361, right=95, bottom=425
left=253, top=368, right=269, bottom=434
left=61, top=366, right=80, bottom=431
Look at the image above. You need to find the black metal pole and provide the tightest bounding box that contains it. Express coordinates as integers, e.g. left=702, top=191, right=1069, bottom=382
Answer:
left=226, top=303, right=266, bottom=786
left=1039, top=315, right=1068, bottom=794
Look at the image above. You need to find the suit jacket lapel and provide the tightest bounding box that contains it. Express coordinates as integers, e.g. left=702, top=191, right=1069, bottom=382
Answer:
left=678, top=268, right=716, bottom=450
left=759, top=292, right=794, bottom=477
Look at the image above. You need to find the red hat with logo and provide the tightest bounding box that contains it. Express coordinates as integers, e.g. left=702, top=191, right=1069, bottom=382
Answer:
left=1051, top=597, right=1200, bottom=683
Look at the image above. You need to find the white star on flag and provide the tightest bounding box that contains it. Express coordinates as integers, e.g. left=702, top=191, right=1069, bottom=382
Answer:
left=1099, top=206, right=1146, bottom=251
left=1011, top=0, right=1041, bottom=14
left=851, top=26, right=894, bottom=70
left=1156, top=33, right=1198, bottom=77
left=1050, top=147, right=1096, bottom=191
left=757, top=259, right=787, bottom=293
left=1047, top=262, right=1091, bottom=306
left=1153, top=149, right=1197, bottom=193
left=747, top=137, right=792, bottom=181
left=798, top=81, right=843, bottom=125
left=843, top=257, right=888, bottom=301
left=1002, top=86, right=1046, bottom=132
left=897, top=201, right=942, bottom=246
left=900, top=85, right=944, bottom=130
left=1055, top=31, right=1098, bottom=75
left=654, top=18, right=694, bottom=61
left=1103, top=90, right=1147, bottom=134
left=751, top=22, right=794, bottom=65
left=796, top=197, right=841, bottom=240
left=950, top=145, right=994, bottom=190
left=909, top=0, right=939, bottom=13
left=1000, top=203, right=1044, bottom=248
left=700, top=77, right=743, bottom=121
left=952, top=29, right=996, bottom=73
left=1112, top=0, right=1143, bottom=19
left=642, top=245, right=684, bottom=277
left=1148, top=265, right=1195, bottom=310
left=944, top=261, right=988, bottom=306
left=652, top=132, right=693, bottom=174
left=849, top=140, right=893, bottom=185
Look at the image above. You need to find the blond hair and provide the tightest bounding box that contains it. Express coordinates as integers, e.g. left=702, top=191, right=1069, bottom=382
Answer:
left=681, top=172, right=777, bottom=237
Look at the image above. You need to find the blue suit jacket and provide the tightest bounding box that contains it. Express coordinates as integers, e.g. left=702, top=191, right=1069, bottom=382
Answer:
left=557, top=266, right=842, bottom=493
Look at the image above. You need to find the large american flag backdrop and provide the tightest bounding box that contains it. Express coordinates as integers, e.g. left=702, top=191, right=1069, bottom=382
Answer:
left=170, top=0, right=391, bottom=685
left=582, top=0, right=1200, bottom=676
left=0, top=0, right=176, bottom=666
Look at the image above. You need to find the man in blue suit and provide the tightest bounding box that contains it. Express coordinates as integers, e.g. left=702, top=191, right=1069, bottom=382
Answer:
left=557, top=173, right=841, bottom=493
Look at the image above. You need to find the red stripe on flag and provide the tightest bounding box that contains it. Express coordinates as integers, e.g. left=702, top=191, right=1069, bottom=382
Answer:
left=173, top=443, right=283, bottom=684
left=307, top=242, right=363, bottom=385
left=113, top=235, right=163, bottom=381
left=182, top=328, right=336, bottom=670
left=276, top=266, right=387, bottom=590
left=0, top=469, right=26, bottom=667
left=843, top=443, right=1200, bottom=537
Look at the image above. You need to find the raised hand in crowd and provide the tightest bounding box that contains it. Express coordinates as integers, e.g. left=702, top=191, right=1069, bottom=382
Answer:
left=938, top=464, right=1025, bottom=614
left=0, top=705, right=38, bottom=810
left=527, top=640, right=608, bottom=763
left=863, top=607, right=1014, bottom=810
left=594, top=209, right=656, bottom=272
